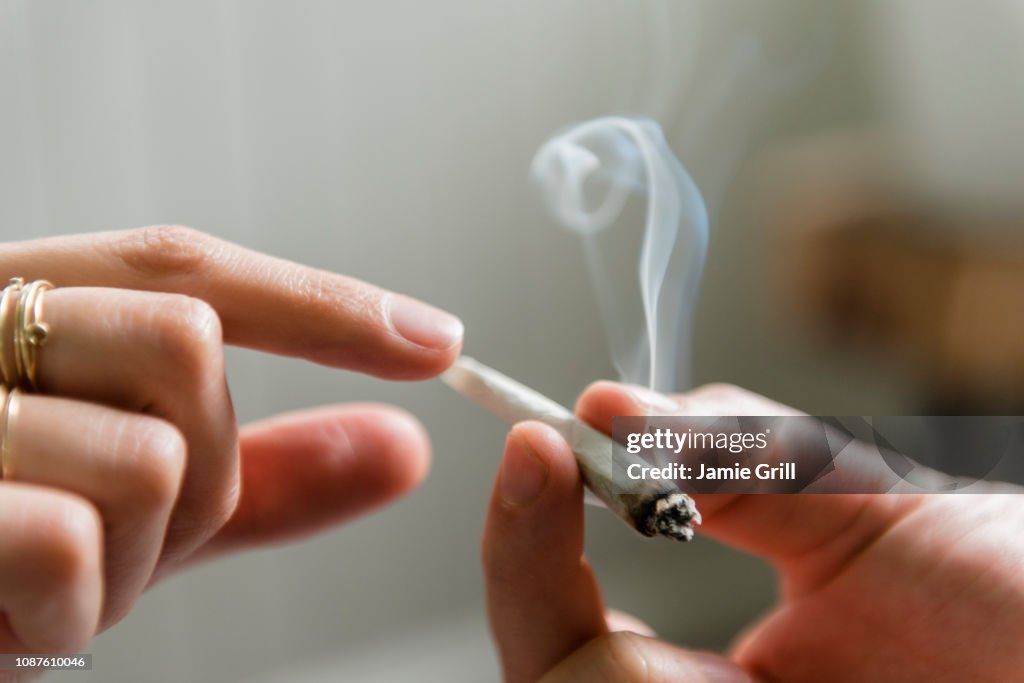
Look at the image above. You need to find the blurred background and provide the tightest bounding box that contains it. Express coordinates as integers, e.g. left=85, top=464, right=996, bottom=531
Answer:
left=1, top=1, right=1021, bottom=680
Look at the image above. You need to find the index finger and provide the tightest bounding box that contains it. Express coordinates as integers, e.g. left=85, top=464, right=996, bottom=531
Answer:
left=1, top=226, right=463, bottom=379
left=575, top=382, right=922, bottom=593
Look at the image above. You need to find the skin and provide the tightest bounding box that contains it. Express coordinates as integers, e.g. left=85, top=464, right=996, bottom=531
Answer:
left=0, top=226, right=463, bottom=662
left=483, top=382, right=1024, bottom=682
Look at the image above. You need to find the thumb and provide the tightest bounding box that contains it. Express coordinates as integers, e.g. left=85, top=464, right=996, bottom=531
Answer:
left=196, top=403, right=430, bottom=560
left=542, top=632, right=756, bottom=683
left=483, top=421, right=609, bottom=683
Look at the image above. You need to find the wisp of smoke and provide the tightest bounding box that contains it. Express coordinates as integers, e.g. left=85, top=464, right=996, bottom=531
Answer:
left=531, top=117, right=709, bottom=392
left=529, top=3, right=834, bottom=394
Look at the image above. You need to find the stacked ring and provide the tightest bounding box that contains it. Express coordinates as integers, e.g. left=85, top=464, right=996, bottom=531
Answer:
left=0, top=277, right=54, bottom=391
left=0, top=277, right=52, bottom=480
left=14, top=279, right=54, bottom=391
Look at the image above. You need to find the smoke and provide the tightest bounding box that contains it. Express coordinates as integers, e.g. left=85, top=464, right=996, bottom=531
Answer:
left=530, top=1, right=835, bottom=393
left=531, top=117, right=707, bottom=392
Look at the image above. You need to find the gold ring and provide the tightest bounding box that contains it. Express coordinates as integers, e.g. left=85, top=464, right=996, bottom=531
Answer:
left=14, top=279, right=53, bottom=391
left=0, top=278, right=24, bottom=386
left=0, top=386, right=15, bottom=480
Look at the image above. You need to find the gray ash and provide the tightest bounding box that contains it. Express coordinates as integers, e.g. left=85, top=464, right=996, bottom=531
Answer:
left=636, top=493, right=702, bottom=542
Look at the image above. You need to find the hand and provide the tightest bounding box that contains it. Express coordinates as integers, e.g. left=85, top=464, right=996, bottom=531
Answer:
left=0, top=226, right=463, bottom=655
left=482, top=382, right=1024, bottom=682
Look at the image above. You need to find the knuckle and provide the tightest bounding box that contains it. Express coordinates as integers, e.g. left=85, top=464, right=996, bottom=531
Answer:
left=161, top=480, right=239, bottom=562
left=120, top=418, right=187, bottom=510
left=210, top=476, right=241, bottom=532
left=151, top=295, right=224, bottom=385
left=28, top=496, right=102, bottom=589
left=294, top=270, right=384, bottom=334
left=684, top=382, right=754, bottom=412
left=588, top=632, right=653, bottom=682
left=694, top=382, right=745, bottom=399
left=114, top=225, right=215, bottom=277
left=171, top=479, right=239, bottom=550
left=685, top=382, right=792, bottom=417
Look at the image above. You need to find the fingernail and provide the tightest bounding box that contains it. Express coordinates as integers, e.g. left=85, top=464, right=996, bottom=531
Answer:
left=387, top=294, right=464, bottom=350
left=499, top=433, right=548, bottom=506
left=627, top=385, right=679, bottom=414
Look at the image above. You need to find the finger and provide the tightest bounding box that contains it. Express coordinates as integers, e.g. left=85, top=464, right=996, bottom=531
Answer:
left=483, top=421, right=608, bottom=683
left=0, top=484, right=102, bottom=654
left=2, top=225, right=463, bottom=379
left=575, top=382, right=922, bottom=591
left=605, top=609, right=656, bottom=637
left=195, top=403, right=431, bottom=560
left=36, top=287, right=238, bottom=566
left=541, top=633, right=755, bottom=683
left=2, top=392, right=184, bottom=627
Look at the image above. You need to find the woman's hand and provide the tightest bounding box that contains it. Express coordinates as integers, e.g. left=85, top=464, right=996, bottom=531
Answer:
left=482, top=382, right=1024, bottom=682
left=0, top=225, right=463, bottom=654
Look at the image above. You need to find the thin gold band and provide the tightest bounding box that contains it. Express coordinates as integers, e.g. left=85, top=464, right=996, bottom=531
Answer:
left=0, top=386, right=15, bottom=480
left=0, top=278, right=24, bottom=386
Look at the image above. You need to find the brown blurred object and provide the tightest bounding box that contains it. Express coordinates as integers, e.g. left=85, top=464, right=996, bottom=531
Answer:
left=765, top=132, right=1024, bottom=413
